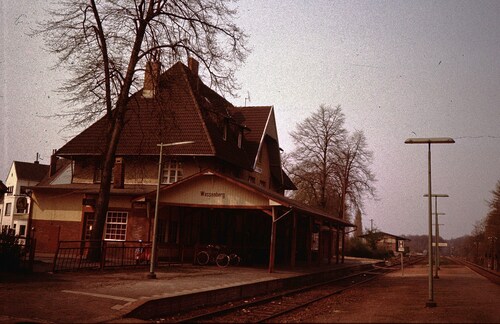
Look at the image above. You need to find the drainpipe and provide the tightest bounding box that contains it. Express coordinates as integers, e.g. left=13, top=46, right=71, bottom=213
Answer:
left=268, top=207, right=276, bottom=273
left=26, top=189, right=34, bottom=241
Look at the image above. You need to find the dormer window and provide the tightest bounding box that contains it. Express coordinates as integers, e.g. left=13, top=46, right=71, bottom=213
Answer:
left=162, top=160, right=183, bottom=184
left=238, top=130, right=243, bottom=148
left=223, top=121, right=228, bottom=141
left=94, top=162, right=114, bottom=184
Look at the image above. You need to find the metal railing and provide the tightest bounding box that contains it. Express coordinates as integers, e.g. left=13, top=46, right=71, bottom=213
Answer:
left=52, top=240, right=185, bottom=272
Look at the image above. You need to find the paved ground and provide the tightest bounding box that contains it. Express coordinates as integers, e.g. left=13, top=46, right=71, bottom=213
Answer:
left=1, top=258, right=370, bottom=323
left=0, top=258, right=498, bottom=323
left=291, top=261, right=500, bottom=323
left=0, top=263, right=292, bottom=323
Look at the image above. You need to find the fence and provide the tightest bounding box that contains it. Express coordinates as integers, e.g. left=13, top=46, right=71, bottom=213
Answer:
left=52, top=240, right=185, bottom=272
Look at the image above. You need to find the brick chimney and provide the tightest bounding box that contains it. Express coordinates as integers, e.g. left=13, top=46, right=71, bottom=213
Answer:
left=188, top=57, right=199, bottom=76
left=143, top=60, right=161, bottom=98
left=49, top=149, right=58, bottom=177
left=112, top=157, right=125, bottom=189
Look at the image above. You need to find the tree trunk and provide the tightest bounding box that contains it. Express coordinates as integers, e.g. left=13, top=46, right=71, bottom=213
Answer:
left=87, top=112, right=125, bottom=261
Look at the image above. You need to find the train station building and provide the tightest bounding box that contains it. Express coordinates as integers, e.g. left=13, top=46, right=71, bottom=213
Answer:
left=29, top=58, right=354, bottom=271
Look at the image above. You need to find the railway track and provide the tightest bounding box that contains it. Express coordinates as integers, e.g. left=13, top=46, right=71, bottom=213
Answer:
left=164, top=257, right=425, bottom=323
left=448, top=257, right=500, bottom=285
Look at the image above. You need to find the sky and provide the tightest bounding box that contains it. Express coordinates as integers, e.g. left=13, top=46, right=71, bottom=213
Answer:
left=1, top=0, right=499, bottom=239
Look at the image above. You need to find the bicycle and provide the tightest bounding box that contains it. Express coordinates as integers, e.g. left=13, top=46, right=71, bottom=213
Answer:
left=195, top=244, right=240, bottom=268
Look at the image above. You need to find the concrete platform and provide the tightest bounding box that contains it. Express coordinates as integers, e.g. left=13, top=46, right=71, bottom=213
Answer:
left=303, top=261, right=500, bottom=323
left=0, top=258, right=378, bottom=323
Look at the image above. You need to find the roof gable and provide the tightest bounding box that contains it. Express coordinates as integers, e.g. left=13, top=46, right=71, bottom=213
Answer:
left=359, top=231, right=410, bottom=241
left=12, top=161, right=49, bottom=182
left=137, top=169, right=352, bottom=227
left=231, top=106, right=272, bottom=166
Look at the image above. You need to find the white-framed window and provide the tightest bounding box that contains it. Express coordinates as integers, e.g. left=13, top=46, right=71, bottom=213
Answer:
left=162, top=160, right=183, bottom=184
left=94, top=164, right=103, bottom=183
left=19, top=225, right=26, bottom=236
left=4, top=203, right=12, bottom=216
left=104, top=211, right=128, bottom=241
left=238, top=130, right=243, bottom=148
left=16, top=197, right=28, bottom=214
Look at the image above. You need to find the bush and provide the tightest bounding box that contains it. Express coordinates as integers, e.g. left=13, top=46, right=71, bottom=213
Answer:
left=346, top=237, right=395, bottom=260
left=372, top=247, right=394, bottom=260
left=346, top=237, right=373, bottom=258
left=0, top=228, right=22, bottom=271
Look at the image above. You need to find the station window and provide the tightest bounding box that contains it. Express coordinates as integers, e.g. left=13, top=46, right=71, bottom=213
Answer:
left=104, top=211, right=128, bottom=241
left=162, top=160, right=183, bottom=184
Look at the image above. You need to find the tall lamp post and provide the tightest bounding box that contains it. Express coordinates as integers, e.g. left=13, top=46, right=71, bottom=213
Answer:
left=424, top=193, right=449, bottom=278
left=433, top=219, right=445, bottom=272
left=148, top=141, right=194, bottom=279
left=405, top=137, right=454, bottom=307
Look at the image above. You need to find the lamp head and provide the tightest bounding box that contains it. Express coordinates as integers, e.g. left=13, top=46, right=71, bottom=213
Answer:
left=405, top=137, right=455, bottom=144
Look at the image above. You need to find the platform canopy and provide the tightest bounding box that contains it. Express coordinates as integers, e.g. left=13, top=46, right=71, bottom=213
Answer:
left=134, top=169, right=354, bottom=228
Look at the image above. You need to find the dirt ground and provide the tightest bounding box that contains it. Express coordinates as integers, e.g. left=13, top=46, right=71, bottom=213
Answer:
left=277, top=263, right=500, bottom=323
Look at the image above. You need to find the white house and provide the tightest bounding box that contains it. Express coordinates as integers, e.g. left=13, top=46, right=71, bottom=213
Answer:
left=1, top=160, right=49, bottom=240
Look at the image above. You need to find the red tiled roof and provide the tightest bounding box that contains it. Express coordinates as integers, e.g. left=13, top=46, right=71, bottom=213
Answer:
left=56, top=62, right=255, bottom=169
left=13, top=161, right=49, bottom=182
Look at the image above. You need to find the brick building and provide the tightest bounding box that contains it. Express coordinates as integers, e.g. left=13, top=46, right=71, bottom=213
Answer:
left=30, top=59, right=353, bottom=271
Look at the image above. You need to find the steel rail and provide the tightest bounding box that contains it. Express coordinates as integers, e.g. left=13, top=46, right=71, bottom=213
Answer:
left=173, top=256, right=425, bottom=323
left=448, top=257, right=500, bottom=285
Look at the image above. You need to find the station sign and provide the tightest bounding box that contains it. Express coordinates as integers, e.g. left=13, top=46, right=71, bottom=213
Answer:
left=398, top=240, right=405, bottom=252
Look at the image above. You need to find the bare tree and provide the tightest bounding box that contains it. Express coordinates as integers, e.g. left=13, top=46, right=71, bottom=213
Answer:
left=486, top=180, right=500, bottom=238
left=286, top=105, right=376, bottom=221
left=287, top=104, right=346, bottom=211
left=37, top=0, right=249, bottom=256
left=333, top=130, right=376, bottom=220
left=484, top=180, right=500, bottom=268
left=354, top=208, right=363, bottom=237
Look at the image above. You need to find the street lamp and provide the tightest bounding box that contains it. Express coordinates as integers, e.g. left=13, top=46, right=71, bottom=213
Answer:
left=433, top=220, right=445, bottom=270
left=424, top=194, right=449, bottom=278
left=405, top=137, right=454, bottom=307
left=148, top=141, right=194, bottom=279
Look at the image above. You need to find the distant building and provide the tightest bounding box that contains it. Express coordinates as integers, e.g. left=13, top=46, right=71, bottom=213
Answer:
left=359, top=231, right=410, bottom=254
left=0, top=180, right=8, bottom=220
left=1, top=160, right=49, bottom=241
